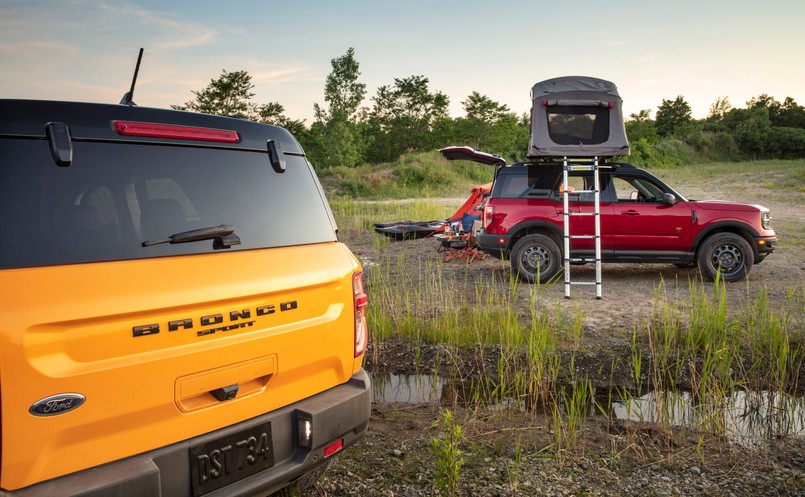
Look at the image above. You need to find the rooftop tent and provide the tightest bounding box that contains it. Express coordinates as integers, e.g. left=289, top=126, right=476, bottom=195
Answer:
left=527, top=76, right=630, bottom=158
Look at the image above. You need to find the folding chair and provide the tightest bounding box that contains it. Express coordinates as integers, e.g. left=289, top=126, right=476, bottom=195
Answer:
left=435, top=220, right=486, bottom=263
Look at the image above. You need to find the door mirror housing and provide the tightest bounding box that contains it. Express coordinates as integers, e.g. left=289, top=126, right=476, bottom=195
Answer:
left=661, top=193, right=677, bottom=206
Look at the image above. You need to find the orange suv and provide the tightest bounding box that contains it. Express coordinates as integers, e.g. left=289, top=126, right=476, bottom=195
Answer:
left=0, top=99, right=370, bottom=496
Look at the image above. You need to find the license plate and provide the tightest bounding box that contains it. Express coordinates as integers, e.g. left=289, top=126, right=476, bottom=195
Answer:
left=189, top=422, right=274, bottom=497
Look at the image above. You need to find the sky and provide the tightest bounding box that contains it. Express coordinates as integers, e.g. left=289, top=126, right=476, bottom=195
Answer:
left=2, top=0, right=804, bottom=124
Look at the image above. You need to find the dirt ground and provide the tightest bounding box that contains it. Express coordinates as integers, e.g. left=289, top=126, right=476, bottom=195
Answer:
left=308, top=179, right=805, bottom=496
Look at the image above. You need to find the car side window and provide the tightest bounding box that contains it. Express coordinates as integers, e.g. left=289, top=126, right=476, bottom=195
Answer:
left=555, top=175, right=594, bottom=202
left=612, top=176, right=664, bottom=202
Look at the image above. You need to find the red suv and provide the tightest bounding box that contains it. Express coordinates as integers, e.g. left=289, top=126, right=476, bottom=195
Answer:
left=473, top=159, right=776, bottom=283
left=441, top=147, right=777, bottom=282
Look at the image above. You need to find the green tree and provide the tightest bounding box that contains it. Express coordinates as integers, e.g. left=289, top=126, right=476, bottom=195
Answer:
left=366, top=75, right=450, bottom=162
left=174, top=70, right=304, bottom=132
left=173, top=70, right=256, bottom=118
left=655, top=96, right=692, bottom=137
left=733, top=107, right=771, bottom=157
left=452, top=92, right=521, bottom=158
left=307, top=48, right=368, bottom=169
left=313, top=47, right=366, bottom=123
left=257, top=102, right=306, bottom=137
left=625, top=109, right=657, bottom=143
left=707, top=97, right=732, bottom=122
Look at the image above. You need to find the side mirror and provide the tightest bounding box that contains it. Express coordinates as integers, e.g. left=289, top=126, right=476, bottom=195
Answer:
left=661, top=193, right=677, bottom=206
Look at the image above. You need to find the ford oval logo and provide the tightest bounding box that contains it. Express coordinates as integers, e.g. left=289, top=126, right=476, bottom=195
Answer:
left=29, top=393, right=85, bottom=417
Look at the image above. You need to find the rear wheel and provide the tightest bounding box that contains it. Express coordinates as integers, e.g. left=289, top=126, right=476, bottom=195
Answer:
left=511, top=234, right=561, bottom=283
left=697, top=233, right=754, bottom=282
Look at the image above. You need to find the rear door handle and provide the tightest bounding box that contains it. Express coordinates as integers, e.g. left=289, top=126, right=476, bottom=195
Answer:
left=621, top=210, right=640, bottom=216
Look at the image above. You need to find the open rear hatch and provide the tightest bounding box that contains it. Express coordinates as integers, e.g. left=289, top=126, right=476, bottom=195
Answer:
left=439, top=146, right=507, bottom=166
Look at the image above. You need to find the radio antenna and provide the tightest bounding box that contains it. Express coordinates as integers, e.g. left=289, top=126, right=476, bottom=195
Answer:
left=119, top=48, right=144, bottom=106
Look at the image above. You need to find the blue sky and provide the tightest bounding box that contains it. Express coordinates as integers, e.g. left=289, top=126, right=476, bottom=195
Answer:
left=2, top=0, right=804, bottom=123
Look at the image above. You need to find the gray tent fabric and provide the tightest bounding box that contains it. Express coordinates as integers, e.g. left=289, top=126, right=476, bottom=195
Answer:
left=527, top=76, right=630, bottom=158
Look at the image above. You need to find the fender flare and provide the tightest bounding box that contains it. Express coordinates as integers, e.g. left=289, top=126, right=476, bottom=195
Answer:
left=691, top=222, right=760, bottom=256
left=507, top=221, right=564, bottom=250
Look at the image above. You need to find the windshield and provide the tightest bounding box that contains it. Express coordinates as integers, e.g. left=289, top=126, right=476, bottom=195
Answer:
left=0, top=140, right=336, bottom=269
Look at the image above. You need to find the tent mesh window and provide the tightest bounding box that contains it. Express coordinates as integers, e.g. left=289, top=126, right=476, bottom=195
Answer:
left=546, top=105, right=610, bottom=145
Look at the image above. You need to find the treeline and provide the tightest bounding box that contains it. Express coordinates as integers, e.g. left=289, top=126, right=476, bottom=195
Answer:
left=174, top=48, right=805, bottom=170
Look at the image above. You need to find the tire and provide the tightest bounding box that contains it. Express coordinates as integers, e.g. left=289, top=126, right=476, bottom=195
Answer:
left=697, top=233, right=754, bottom=282
left=511, top=234, right=561, bottom=283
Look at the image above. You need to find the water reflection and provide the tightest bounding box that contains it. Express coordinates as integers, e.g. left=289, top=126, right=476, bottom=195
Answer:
left=613, top=389, right=805, bottom=444
left=370, top=373, right=805, bottom=443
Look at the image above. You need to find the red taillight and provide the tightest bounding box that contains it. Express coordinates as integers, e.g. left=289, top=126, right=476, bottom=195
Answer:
left=113, top=121, right=240, bottom=143
left=353, top=271, right=368, bottom=358
left=323, top=439, right=343, bottom=458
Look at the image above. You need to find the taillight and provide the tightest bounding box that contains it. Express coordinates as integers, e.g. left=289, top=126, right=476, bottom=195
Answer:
left=484, top=205, right=494, bottom=228
left=353, top=271, right=368, bottom=358
left=113, top=121, right=240, bottom=143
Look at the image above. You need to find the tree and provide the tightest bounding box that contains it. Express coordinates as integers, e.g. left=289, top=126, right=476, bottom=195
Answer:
left=655, top=96, right=692, bottom=137
left=463, top=92, right=511, bottom=124
left=366, top=75, right=450, bottom=162
left=625, top=109, right=657, bottom=143
left=307, top=48, right=368, bottom=169
left=313, top=47, right=366, bottom=123
left=707, top=97, right=732, bottom=122
left=174, top=70, right=256, bottom=118
left=452, top=92, right=522, bottom=159
left=173, top=70, right=304, bottom=133
left=733, top=107, right=771, bottom=157
left=257, top=102, right=306, bottom=137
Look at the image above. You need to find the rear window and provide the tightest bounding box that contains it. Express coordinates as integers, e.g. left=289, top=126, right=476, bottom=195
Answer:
left=546, top=105, right=610, bottom=145
left=0, top=140, right=336, bottom=269
left=491, top=164, right=562, bottom=198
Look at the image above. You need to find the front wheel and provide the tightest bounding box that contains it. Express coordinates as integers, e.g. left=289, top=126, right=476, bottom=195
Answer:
left=511, top=234, right=561, bottom=283
left=697, top=233, right=754, bottom=282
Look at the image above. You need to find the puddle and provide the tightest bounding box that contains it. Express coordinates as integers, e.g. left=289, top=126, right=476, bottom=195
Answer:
left=370, top=373, right=805, bottom=443
left=613, top=389, right=805, bottom=444
left=371, top=372, right=447, bottom=404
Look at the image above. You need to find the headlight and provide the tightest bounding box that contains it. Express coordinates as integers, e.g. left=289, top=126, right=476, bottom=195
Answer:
left=761, top=211, right=772, bottom=230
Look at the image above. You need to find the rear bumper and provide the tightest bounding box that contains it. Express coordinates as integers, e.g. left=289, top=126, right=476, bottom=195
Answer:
left=2, top=369, right=371, bottom=497
left=478, top=232, right=510, bottom=259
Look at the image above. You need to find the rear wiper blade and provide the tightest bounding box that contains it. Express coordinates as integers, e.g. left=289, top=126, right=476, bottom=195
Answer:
left=142, top=224, right=241, bottom=249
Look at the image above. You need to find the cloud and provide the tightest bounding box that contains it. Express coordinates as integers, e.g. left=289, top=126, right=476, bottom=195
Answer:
left=88, top=0, right=218, bottom=51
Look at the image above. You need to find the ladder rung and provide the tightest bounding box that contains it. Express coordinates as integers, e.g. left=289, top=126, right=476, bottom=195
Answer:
left=567, top=235, right=597, bottom=239
left=567, top=165, right=596, bottom=171
left=570, top=281, right=598, bottom=286
left=564, top=212, right=597, bottom=217
left=568, top=258, right=597, bottom=262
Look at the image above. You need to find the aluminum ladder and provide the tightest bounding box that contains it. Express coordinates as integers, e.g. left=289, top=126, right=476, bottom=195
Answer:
left=561, top=156, right=602, bottom=299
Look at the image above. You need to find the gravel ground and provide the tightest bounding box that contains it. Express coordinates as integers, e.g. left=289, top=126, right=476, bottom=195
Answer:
left=313, top=403, right=805, bottom=497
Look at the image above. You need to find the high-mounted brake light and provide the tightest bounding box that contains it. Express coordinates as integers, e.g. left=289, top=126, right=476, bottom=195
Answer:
left=113, top=121, right=240, bottom=143
left=353, top=271, right=369, bottom=358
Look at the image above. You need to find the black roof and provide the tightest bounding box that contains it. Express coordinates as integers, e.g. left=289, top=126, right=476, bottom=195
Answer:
left=0, top=99, right=303, bottom=154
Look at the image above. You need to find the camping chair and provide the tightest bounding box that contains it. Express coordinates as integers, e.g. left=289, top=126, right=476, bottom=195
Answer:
left=436, top=218, right=486, bottom=263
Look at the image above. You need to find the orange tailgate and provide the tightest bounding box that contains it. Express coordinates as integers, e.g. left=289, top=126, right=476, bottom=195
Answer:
left=0, top=242, right=361, bottom=490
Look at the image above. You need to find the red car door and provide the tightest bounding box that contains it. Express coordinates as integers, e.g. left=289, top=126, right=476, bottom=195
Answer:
left=611, top=175, right=692, bottom=255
